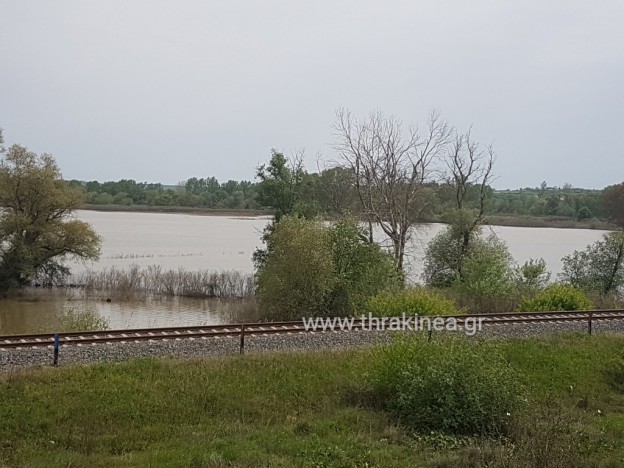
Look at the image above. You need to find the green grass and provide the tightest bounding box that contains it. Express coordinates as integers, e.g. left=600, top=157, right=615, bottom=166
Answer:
left=2, top=334, right=624, bottom=467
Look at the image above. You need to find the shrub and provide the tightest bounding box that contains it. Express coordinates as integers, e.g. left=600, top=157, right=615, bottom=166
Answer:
left=515, top=284, right=593, bottom=312
left=369, top=336, right=527, bottom=436
left=454, top=235, right=517, bottom=312
left=35, top=308, right=109, bottom=333
left=603, top=357, right=624, bottom=392
left=514, top=258, right=551, bottom=296
left=365, top=287, right=458, bottom=317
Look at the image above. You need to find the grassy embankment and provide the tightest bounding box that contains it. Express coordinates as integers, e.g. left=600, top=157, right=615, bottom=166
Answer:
left=2, top=333, right=624, bottom=467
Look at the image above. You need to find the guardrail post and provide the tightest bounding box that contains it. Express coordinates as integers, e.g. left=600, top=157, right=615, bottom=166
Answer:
left=53, top=333, right=59, bottom=366
left=588, top=311, right=593, bottom=336
left=240, top=324, right=245, bottom=354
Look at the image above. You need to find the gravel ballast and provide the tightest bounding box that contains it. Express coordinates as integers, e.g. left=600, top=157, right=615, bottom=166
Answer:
left=2, top=319, right=624, bottom=371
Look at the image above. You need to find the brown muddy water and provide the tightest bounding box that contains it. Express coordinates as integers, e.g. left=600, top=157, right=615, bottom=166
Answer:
left=0, top=210, right=610, bottom=334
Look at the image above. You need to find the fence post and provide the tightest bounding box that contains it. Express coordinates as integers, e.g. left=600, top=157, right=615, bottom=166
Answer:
left=588, top=311, right=593, bottom=336
left=427, top=328, right=433, bottom=342
left=240, top=324, right=245, bottom=354
left=53, top=333, right=59, bottom=366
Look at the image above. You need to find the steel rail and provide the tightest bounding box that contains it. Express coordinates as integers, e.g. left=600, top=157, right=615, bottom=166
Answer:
left=1, top=309, right=623, bottom=349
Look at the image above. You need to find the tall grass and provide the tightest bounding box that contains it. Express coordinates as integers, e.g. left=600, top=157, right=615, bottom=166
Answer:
left=2, top=335, right=624, bottom=466
left=74, top=265, right=255, bottom=299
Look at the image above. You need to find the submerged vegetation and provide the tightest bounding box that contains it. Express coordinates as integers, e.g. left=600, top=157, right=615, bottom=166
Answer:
left=74, top=266, right=254, bottom=299
left=3, top=333, right=624, bottom=466
left=34, top=307, right=110, bottom=333
left=47, top=226, right=622, bottom=321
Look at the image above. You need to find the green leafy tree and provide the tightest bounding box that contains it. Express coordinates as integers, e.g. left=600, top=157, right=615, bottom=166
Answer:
left=423, top=224, right=484, bottom=287
left=255, top=150, right=317, bottom=221
left=253, top=150, right=319, bottom=269
left=256, top=216, right=335, bottom=320
left=576, top=206, right=592, bottom=220
left=560, top=231, right=624, bottom=296
left=256, top=216, right=399, bottom=319
left=603, top=183, right=624, bottom=227
left=0, top=131, right=101, bottom=290
left=326, top=217, right=400, bottom=314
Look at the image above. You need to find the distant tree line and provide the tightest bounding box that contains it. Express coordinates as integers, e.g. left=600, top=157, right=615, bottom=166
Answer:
left=486, top=182, right=604, bottom=220
left=70, top=173, right=619, bottom=223
left=70, top=178, right=261, bottom=210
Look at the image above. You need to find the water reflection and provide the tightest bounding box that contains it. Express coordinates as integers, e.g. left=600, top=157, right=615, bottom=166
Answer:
left=0, top=288, right=256, bottom=335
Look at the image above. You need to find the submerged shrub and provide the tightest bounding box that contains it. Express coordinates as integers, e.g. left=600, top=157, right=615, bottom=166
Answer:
left=515, top=284, right=593, bottom=312
left=369, top=336, right=527, bottom=436
left=365, top=287, right=458, bottom=317
left=35, top=308, right=109, bottom=333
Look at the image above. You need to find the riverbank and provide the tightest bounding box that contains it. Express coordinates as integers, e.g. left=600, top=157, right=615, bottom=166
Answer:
left=81, top=204, right=615, bottom=229
left=484, top=214, right=614, bottom=230
left=2, top=333, right=624, bottom=466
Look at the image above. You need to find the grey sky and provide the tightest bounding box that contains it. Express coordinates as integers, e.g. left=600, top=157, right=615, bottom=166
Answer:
left=1, top=1, right=622, bottom=189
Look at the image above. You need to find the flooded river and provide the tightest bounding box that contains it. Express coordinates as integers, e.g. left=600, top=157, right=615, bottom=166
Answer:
left=0, top=210, right=610, bottom=334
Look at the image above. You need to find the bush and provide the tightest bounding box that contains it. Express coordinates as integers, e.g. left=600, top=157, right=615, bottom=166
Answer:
left=515, top=258, right=551, bottom=296
left=603, top=357, right=624, bottom=392
left=454, top=235, right=517, bottom=312
left=35, top=308, right=109, bottom=333
left=369, top=336, right=527, bottom=436
left=515, top=284, right=593, bottom=312
left=365, top=287, right=458, bottom=317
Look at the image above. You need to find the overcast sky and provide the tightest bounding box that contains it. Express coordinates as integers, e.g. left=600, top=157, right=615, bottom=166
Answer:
left=1, top=1, right=622, bottom=189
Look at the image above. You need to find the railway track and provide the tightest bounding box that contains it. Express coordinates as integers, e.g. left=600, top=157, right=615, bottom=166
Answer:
left=2, top=309, right=624, bottom=350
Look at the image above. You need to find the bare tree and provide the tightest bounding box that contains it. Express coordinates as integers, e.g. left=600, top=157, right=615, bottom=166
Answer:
left=333, top=109, right=452, bottom=276
left=444, top=128, right=496, bottom=275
